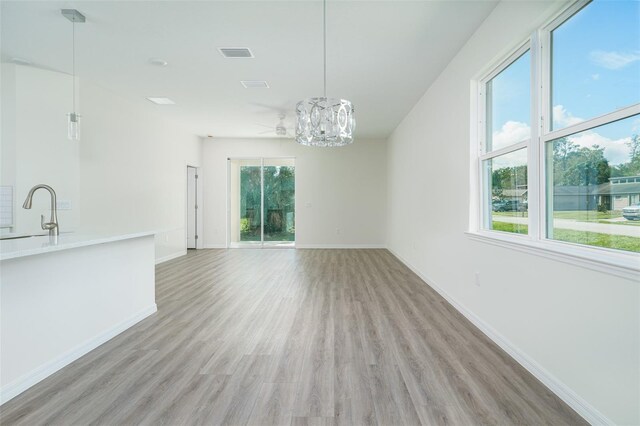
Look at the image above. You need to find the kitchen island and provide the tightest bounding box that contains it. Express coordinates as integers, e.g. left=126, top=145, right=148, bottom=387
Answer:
left=0, top=232, right=157, bottom=404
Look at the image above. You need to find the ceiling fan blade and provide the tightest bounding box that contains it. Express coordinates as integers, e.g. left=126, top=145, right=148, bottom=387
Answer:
left=250, top=102, right=287, bottom=113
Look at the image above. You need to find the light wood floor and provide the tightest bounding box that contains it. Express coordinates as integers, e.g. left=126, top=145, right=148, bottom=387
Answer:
left=1, top=249, right=586, bottom=425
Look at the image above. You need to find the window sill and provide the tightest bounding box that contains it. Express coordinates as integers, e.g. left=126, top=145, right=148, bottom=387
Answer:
left=465, top=230, right=640, bottom=282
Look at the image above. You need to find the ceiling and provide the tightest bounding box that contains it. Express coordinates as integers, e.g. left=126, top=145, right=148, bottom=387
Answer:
left=1, top=0, right=497, bottom=139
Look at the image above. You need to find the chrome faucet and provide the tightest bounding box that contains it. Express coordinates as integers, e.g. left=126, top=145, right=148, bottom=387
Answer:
left=22, top=184, right=59, bottom=236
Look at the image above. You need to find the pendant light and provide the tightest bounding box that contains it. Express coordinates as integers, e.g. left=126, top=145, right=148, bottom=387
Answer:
left=295, top=0, right=355, bottom=147
left=61, top=9, right=85, bottom=141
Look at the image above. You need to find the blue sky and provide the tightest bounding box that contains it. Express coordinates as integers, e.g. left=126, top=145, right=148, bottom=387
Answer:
left=490, top=0, right=640, bottom=165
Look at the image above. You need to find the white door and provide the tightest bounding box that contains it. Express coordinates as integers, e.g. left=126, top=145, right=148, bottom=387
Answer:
left=187, top=166, right=198, bottom=249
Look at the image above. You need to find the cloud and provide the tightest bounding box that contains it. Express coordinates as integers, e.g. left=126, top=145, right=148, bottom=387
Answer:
left=492, top=147, right=528, bottom=169
left=568, top=132, right=631, bottom=166
left=591, top=74, right=600, bottom=80
left=492, top=121, right=530, bottom=149
left=553, top=105, right=583, bottom=129
left=589, top=50, right=640, bottom=70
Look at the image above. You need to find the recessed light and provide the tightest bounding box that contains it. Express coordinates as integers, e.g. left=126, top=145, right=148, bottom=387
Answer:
left=149, top=58, right=168, bottom=67
left=146, top=97, right=175, bottom=105
left=218, top=47, right=254, bottom=58
left=240, top=80, right=269, bottom=89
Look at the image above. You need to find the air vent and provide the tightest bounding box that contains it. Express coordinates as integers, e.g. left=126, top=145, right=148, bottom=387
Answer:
left=218, top=47, right=254, bottom=58
left=240, top=80, right=269, bottom=89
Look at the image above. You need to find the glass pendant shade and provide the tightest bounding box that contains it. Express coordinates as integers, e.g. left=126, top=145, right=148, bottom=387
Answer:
left=63, top=9, right=84, bottom=141
left=67, top=112, right=80, bottom=141
left=294, top=0, right=355, bottom=147
left=295, top=97, right=355, bottom=147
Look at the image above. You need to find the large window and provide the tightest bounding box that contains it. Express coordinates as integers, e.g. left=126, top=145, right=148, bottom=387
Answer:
left=476, top=0, right=640, bottom=261
left=480, top=48, right=531, bottom=234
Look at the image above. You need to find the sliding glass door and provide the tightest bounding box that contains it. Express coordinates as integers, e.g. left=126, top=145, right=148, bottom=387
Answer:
left=263, top=159, right=295, bottom=243
left=228, top=158, right=295, bottom=247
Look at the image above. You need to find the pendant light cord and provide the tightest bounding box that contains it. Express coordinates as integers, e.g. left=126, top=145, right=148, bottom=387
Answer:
left=72, top=17, right=76, bottom=113
left=323, top=0, right=326, bottom=98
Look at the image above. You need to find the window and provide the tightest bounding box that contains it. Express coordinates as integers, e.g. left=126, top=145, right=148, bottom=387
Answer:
left=480, top=47, right=531, bottom=235
left=550, top=0, right=640, bottom=130
left=545, top=115, right=640, bottom=253
left=475, top=0, right=640, bottom=262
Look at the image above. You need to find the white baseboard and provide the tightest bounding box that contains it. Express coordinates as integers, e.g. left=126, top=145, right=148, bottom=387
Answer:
left=204, top=243, right=227, bottom=249
left=296, top=244, right=386, bottom=249
left=155, top=250, right=187, bottom=264
left=203, top=243, right=386, bottom=249
left=0, top=304, right=157, bottom=405
left=386, top=247, right=611, bottom=426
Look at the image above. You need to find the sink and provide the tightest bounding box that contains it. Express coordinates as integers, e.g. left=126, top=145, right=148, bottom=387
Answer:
left=0, top=234, right=48, bottom=241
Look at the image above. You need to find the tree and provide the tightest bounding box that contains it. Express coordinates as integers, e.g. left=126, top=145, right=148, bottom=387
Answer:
left=621, top=134, right=640, bottom=176
left=552, top=141, right=609, bottom=186
left=627, top=134, right=640, bottom=161
left=491, top=165, right=527, bottom=198
left=553, top=137, right=578, bottom=171
left=240, top=165, right=295, bottom=236
left=606, top=134, right=640, bottom=178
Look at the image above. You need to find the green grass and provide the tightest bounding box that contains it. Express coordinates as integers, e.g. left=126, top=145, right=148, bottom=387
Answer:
left=241, top=228, right=295, bottom=242
left=493, top=210, right=623, bottom=221
left=553, top=229, right=640, bottom=252
left=552, top=210, right=622, bottom=221
left=492, top=221, right=528, bottom=235
left=493, top=211, right=529, bottom=218
left=491, top=221, right=640, bottom=252
left=494, top=210, right=640, bottom=227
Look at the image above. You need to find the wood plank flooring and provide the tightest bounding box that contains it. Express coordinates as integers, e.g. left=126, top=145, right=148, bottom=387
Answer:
left=0, top=249, right=586, bottom=425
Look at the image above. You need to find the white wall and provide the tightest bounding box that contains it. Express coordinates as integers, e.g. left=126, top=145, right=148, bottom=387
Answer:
left=202, top=138, right=386, bottom=248
left=77, top=81, right=202, bottom=262
left=0, top=64, right=80, bottom=235
left=0, top=63, right=199, bottom=261
left=386, top=2, right=639, bottom=424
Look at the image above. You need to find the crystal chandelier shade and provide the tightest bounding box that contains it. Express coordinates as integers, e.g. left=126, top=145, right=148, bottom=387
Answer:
left=295, top=0, right=355, bottom=147
left=295, top=98, right=355, bottom=147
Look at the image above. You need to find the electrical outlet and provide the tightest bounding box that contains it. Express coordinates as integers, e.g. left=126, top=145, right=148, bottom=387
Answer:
left=336, top=228, right=341, bottom=235
left=474, top=272, right=480, bottom=287
left=56, top=200, right=72, bottom=210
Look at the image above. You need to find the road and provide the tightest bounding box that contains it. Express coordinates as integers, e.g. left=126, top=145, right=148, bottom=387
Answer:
left=495, top=216, right=640, bottom=237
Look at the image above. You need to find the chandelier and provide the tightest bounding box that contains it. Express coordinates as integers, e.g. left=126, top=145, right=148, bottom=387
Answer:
left=295, top=0, right=355, bottom=147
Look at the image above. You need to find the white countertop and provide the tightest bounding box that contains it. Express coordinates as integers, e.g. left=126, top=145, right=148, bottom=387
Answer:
left=0, top=231, right=156, bottom=261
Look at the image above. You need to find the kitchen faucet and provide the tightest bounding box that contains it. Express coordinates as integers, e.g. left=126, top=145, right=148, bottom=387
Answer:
left=22, top=184, right=59, bottom=236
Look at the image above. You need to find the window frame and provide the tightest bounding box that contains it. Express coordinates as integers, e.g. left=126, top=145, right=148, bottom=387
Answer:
left=470, top=0, right=640, bottom=280
left=477, top=40, right=536, bottom=239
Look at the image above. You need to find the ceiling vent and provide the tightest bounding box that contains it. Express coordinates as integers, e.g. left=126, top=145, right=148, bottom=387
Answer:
left=241, top=80, right=269, bottom=89
left=218, top=47, right=254, bottom=58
